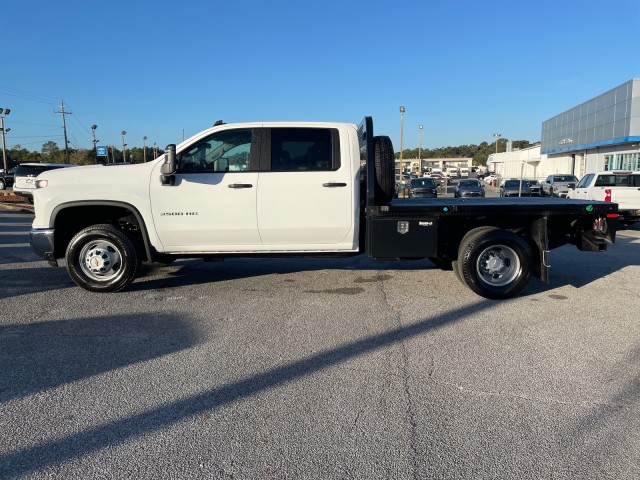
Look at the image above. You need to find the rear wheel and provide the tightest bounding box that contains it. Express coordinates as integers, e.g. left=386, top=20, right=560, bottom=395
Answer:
left=373, top=135, right=395, bottom=205
left=66, top=224, right=139, bottom=292
left=458, top=228, right=532, bottom=299
left=0, top=179, right=5, bottom=190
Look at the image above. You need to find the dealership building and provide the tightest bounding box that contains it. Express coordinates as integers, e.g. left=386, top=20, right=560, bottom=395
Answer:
left=488, top=78, right=640, bottom=181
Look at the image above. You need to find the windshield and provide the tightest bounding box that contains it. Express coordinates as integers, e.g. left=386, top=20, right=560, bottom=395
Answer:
left=410, top=178, right=436, bottom=188
left=554, top=175, right=578, bottom=182
left=504, top=180, right=530, bottom=188
left=458, top=180, right=480, bottom=188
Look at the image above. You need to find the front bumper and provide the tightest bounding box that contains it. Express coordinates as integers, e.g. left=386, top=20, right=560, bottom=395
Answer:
left=30, top=228, right=58, bottom=266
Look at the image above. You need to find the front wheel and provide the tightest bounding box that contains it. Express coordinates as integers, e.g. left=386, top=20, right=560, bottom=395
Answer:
left=66, top=224, right=139, bottom=292
left=0, top=179, right=5, bottom=190
left=458, top=228, right=532, bottom=299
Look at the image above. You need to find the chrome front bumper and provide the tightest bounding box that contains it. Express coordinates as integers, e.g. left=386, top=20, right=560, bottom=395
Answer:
left=30, top=228, right=58, bottom=266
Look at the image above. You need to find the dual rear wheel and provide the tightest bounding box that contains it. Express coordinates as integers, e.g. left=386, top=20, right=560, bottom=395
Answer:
left=456, top=227, right=533, bottom=299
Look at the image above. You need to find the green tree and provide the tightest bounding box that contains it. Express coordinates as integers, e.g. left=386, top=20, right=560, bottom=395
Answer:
left=41, top=141, right=64, bottom=162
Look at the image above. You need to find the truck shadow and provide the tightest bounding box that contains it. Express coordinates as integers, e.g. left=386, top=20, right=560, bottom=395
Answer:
left=0, top=299, right=487, bottom=478
left=131, top=233, right=640, bottom=297
left=524, top=233, right=640, bottom=293
left=0, top=313, right=201, bottom=404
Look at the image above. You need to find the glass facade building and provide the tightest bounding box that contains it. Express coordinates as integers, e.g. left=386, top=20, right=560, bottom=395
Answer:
left=541, top=79, right=640, bottom=158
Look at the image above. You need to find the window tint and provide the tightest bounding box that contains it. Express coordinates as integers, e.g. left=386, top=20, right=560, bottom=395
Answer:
left=179, top=129, right=252, bottom=173
left=271, top=128, right=336, bottom=171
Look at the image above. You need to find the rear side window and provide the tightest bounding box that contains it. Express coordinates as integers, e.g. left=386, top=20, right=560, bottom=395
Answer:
left=270, top=128, right=339, bottom=171
left=15, top=165, right=67, bottom=177
left=596, top=174, right=638, bottom=187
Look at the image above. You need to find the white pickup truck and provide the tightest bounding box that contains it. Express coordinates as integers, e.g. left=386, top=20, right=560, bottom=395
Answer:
left=29, top=117, right=617, bottom=299
left=567, top=170, right=640, bottom=226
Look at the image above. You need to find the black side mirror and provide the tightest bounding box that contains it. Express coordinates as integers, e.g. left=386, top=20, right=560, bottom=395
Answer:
left=161, top=144, right=177, bottom=185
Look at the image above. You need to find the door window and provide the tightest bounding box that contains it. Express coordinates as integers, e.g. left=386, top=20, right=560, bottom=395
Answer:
left=179, top=129, right=253, bottom=173
left=576, top=174, right=593, bottom=189
left=270, top=128, right=338, bottom=171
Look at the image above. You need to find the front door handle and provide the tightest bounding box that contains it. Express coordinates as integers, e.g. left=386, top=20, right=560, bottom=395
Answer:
left=228, top=183, right=253, bottom=189
left=323, top=182, right=347, bottom=187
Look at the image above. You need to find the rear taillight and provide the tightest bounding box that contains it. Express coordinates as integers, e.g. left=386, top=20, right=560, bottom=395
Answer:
left=604, top=189, right=612, bottom=202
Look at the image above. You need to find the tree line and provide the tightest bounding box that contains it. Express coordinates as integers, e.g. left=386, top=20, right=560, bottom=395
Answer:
left=3, top=138, right=537, bottom=169
left=396, top=139, right=537, bottom=166
left=4, top=141, right=164, bottom=167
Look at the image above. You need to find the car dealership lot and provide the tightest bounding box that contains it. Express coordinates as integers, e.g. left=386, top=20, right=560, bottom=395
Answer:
left=1, top=210, right=640, bottom=479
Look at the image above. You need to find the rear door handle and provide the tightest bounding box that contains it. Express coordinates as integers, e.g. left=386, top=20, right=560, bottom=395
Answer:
left=228, top=183, right=253, bottom=189
left=323, top=182, right=347, bottom=187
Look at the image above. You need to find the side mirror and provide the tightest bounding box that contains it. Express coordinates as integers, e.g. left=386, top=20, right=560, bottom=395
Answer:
left=161, top=144, right=176, bottom=185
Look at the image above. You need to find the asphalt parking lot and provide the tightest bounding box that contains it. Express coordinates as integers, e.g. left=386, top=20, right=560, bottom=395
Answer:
left=1, top=207, right=640, bottom=479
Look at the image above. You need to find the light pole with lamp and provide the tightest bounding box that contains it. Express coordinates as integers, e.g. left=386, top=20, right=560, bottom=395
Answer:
left=153, top=142, right=158, bottom=159
left=493, top=132, right=502, bottom=154
left=418, top=124, right=424, bottom=175
left=143, top=136, right=148, bottom=162
left=121, top=130, right=127, bottom=163
left=399, top=106, right=405, bottom=175
left=0, top=108, right=11, bottom=172
left=91, top=124, right=99, bottom=158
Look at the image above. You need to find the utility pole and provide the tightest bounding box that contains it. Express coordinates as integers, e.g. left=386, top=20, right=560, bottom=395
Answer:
left=55, top=101, right=72, bottom=163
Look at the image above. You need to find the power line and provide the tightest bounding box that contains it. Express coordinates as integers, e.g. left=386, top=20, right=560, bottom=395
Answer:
left=0, top=85, right=59, bottom=105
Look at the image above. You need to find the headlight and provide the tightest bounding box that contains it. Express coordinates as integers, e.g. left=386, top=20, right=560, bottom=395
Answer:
left=35, top=179, right=48, bottom=188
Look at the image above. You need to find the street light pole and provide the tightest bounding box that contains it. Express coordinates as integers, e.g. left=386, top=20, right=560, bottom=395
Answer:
left=143, top=136, right=148, bottom=163
left=121, top=130, right=127, bottom=163
left=493, top=133, right=502, bottom=154
left=0, top=108, right=10, bottom=172
left=399, top=106, right=406, bottom=174
left=91, top=124, right=98, bottom=158
left=418, top=124, right=424, bottom=175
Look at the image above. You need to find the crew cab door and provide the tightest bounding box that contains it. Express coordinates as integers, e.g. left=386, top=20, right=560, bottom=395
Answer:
left=149, top=128, right=261, bottom=251
left=571, top=173, right=594, bottom=199
left=256, top=127, right=355, bottom=249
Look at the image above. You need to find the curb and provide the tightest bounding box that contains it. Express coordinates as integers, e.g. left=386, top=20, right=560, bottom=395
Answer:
left=0, top=199, right=34, bottom=214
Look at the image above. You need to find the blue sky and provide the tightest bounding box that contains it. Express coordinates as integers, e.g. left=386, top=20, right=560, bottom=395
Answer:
left=2, top=0, right=639, bottom=154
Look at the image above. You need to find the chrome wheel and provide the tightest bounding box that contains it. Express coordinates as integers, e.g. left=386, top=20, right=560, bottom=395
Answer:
left=79, top=239, right=124, bottom=281
left=475, top=244, right=520, bottom=287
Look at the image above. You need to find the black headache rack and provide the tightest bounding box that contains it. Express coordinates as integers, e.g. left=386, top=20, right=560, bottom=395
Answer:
left=357, top=116, right=376, bottom=208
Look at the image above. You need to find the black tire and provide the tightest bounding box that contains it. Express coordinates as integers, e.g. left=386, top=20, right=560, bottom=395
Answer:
left=0, top=178, right=5, bottom=190
left=373, top=135, right=395, bottom=205
left=458, top=228, right=532, bottom=299
left=65, top=224, right=139, bottom=292
left=548, top=187, right=554, bottom=197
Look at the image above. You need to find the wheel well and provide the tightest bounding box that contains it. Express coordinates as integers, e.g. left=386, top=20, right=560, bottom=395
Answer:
left=53, top=204, right=150, bottom=262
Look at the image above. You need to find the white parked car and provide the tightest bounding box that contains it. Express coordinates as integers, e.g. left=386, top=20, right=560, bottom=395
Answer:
left=13, top=163, right=77, bottom=203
